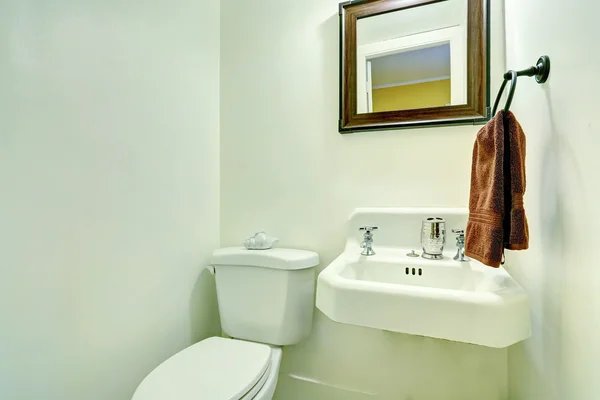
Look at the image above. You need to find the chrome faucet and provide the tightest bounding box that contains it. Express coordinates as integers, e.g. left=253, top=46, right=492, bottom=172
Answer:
left=359, top=226, right=378, bottom=256
left=452, top=229, right=470, bottom=262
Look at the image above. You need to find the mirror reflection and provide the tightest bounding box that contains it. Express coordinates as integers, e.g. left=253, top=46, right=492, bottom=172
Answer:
left=356, top=0, right=468, bottom=114
left=368, top=44, right=451, bottom=112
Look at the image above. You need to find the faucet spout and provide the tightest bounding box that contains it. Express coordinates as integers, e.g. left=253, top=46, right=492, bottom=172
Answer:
left=361, top=244, right=376, bottom=256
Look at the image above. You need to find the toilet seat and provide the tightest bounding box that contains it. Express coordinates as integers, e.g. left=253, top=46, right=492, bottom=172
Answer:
left=132, top=337, right=274, bottom=400
left=239, top=361, right=271, bottom=400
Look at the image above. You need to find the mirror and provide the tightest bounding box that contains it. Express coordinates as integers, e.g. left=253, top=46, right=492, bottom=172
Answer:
left=339, top=0, right=489, bottom=132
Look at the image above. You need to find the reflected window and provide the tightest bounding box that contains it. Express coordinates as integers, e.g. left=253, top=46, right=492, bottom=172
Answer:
left=369, top=44, right=451, bottom=112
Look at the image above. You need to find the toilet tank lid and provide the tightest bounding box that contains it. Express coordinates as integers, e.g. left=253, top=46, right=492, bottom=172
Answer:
left=211, top=247, right=319, bottom=270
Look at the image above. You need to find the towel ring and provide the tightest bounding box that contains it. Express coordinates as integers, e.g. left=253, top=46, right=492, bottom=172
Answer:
left=492, top=56, right=551, bottom=116
left=492, top=70, right=518, bottom=116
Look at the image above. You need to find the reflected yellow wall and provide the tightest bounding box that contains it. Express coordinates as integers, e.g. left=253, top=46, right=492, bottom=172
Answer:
left=372, top=79, right=451, bottom=112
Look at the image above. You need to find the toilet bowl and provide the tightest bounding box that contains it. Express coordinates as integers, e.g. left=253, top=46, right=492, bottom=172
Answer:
left=132, top=337, right=282, bottom=400
left=132, top=247, right=319, bottom=400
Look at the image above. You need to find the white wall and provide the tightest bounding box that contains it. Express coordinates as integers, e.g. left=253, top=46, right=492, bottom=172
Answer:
left=504, top=1, right=600, bottom=399
left=221, top=0, right=509, bottom=399
left=0, top=1, right=221, bottom=399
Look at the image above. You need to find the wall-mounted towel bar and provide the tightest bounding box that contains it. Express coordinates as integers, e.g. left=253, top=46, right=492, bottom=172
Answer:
left=492, top=55, right=551, bottom=115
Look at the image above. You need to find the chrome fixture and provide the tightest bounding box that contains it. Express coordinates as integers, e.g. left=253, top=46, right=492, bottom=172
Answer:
left=406, top=250, right=420, bottom=258
left=359, top=226, right=378, bottom=256
left=452, top=229, right=470, bottom=262
left=421, top=217, right=446, bottom=260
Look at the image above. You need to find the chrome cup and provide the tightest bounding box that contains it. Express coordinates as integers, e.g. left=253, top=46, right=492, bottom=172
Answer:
left=421, top=217, right=446, bottom=260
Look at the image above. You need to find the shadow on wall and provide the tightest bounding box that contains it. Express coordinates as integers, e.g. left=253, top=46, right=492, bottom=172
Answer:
left=189, top=265, right=221, bottom=343
left=510, top=86, right=587, bottom=399
left=538, top=86, right=566, bottom=397
left=537, top=86, right=587, bottom=398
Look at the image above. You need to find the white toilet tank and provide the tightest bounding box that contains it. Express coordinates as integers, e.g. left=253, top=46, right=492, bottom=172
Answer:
left=211, top=247, right=319, bottom=346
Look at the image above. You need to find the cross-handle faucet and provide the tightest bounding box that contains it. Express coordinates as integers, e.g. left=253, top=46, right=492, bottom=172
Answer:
left=452, top=229, right=470, bottom=262
left=359, top=226, right=378, bottom=256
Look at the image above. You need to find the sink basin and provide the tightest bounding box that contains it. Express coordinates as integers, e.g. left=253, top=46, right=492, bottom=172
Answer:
left=316, top=208, right=531, bottom=348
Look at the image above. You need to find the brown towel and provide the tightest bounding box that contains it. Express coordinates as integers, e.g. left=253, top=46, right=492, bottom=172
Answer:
left=465, top=111, right=529, bottom=268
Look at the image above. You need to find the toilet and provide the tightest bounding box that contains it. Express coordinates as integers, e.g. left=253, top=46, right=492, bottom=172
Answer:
left=132, top=247, right=319, bottom=400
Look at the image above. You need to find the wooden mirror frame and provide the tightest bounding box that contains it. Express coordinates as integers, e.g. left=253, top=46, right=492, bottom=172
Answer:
left=339, top=0, right=490, bottom=133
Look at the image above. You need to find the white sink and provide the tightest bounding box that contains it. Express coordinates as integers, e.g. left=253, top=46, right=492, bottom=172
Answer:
left=316, top=208, right=531, bottom=348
